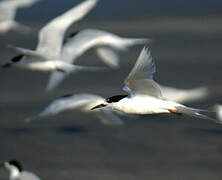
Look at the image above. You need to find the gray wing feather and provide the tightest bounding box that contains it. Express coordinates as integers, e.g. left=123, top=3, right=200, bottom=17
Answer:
left=94, top=108, right=124, bottom=125
left=96, top=46, right=119, bottom=68
left=8, top=45, right=49, bottom=61
left=36, top=0, right=98, bottom=57
left=124, top=47, right=163, bottom=98
left=19, top=171, right=41, bottom=180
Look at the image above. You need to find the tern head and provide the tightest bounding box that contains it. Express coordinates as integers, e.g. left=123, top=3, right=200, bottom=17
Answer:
left=4, top=160, right=23, bottom=172
left=91, top=95, right=127, bottom=110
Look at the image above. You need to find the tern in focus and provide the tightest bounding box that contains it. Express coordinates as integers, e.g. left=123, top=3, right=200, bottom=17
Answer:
left=25, top=93, right=124, bottom=125
left=0, top=160, right=41, bottom=180
left=91, top=47, right=219, bottom=123
left=2, top=0, right=102, bottom=90
left=0, top=0, right=39, bottom=33
left=47, top=28, right=150, bottom=90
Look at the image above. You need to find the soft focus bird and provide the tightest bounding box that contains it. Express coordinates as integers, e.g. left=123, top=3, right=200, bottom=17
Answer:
left=25, top=93, right=124, bottom=125
left=0, top=0, right=40, bottom=33
left=0, top=160, right=41, bottom=180
left=47, top=28, right=150, bottom=91
left=2, top=0, right=102, bottom=90
left=91, top=47, right=219, bottom=123
left=160, top=85, right=209, bottom=103
left=210, top=104, right=222, bottom=121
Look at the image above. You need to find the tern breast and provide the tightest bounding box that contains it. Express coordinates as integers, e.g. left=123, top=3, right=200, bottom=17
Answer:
left=111, top=96, right=179, bottom=114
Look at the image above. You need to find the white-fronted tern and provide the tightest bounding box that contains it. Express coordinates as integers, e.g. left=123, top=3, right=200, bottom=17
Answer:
left=1, top=160, right=41, bottom=180
left=25, top=93, right=124, bottom=125
left=91, top=47, right=218, bottom=123
left=0, top=0, right=39, bottom=33
left=47, top=28, right=150, bottom=91
left=2, top=0, right=101, bottom=89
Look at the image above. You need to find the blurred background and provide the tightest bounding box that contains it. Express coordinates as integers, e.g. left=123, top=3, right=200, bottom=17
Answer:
left=0, top=0, right=222, bottom=180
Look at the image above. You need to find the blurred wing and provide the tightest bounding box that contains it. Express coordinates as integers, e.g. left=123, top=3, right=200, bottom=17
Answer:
left=124, top=47, right=163, bottom=98
left=46, top=71, right=67, bottom=92
left=96, top=46, right=119, bottom=69
left=28, top=94, right=103, bottom=121
left=8, top=45, right=49, bottom=60
left=95, top=108, right=124, bottom=125
left=19, top=172, right=41, bottom=180
left=61, top=29, right=108, bottom=63
left=36, top=0, right=98, bottom=57
left=0, top=0, right=39, bottom=20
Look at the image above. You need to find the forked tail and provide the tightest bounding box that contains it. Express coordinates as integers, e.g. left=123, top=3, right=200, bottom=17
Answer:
left=173, top=105, right=221, bottom=124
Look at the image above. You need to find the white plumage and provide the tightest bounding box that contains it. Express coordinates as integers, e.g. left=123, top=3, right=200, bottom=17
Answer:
left=47, top=28, right=150, bottom=91
left=0, top=0, right=39, bottom=33
left=92, top=47, right=218, bottom=123
left=25, top=93, right=124, bottom=125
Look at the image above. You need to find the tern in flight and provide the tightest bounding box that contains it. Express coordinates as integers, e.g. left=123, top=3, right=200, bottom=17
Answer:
left=0, top=0, right=39, bottom=33
left=0, top=160, right=41, bottom=180
left=47, top=28, right=150, bottom=91
left=2, top=0, right=102, bottom=90
left=25, top=93, right=124, bottom=125
left=91, top=47, right=219, bottom=123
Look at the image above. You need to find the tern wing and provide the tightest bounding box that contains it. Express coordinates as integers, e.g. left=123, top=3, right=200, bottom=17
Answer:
left=8, top=45, right=49, bottom=60
left=0, top=0, right=39, bottom=21
left=19, top=171, right=41, bottom=180
left=94, top=108, right=124, bottom=125
left=96, top=46, right=119, bottom=69
left=124, top=47, right=163, bottom=98
left=25, top=94, right=104, bottom=122
left=36, top=0, right=98, bottom=57
left=46, top=64, right=104, bottom=91
left=61, top=29, right=111, bottom=64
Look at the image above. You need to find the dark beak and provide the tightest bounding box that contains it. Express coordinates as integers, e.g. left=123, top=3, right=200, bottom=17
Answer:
left=91, top=104, right=107, bottom=110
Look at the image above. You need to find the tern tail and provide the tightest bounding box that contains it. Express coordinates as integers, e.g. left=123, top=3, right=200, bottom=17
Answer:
left=172, top=106, right=220, bottom=124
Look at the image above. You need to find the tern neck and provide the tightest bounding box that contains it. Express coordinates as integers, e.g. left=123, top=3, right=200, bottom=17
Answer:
left=8, top=166, right=20, bottom=180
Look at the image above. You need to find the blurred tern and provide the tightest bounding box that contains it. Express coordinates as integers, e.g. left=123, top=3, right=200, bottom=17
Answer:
left=91, top=47, right=218, bottom=123
left=47, top=28, right=150, bottom=91
left=25, top=93, right=124, bottom=125
left=0, top=0, right=39, bottom=33
left=0, top=160, right=41, bottom=180
left=2, top=0, right=101, bottom=88
left=160, top=85, right=209, bottom=103
left=211, top=104, right=222, bottom=121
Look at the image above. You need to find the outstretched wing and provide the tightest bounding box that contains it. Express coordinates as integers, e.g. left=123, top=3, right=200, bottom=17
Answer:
left=94, top=108, right=124, bottom=125
left=124, top=47, right=163, bottom=98
left=96, top=46, right=119, bottom=69
left=8, top=44, right=49, bottom=61
left=36, top=0, right=98, bottom=57
left=0, top=0, right=39, bottom=21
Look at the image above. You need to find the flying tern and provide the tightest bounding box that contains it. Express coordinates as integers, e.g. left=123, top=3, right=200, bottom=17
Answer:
left=91, top=47, right=218, bottom=123
left=0, top=0, right=39, bottom=33
left=25, top=93, right=124, bottom=125
left=47, top=28, right=150, bottom=91
left=2, top=0, right=101, bottom=90
left=0, top=160, right=41, bottom=180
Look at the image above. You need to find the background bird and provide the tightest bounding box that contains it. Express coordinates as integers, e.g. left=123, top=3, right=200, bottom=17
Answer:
left=25, top=93, right=124, bottom=125
left=0, top=0, right=40, bottom=33
left=0, top=160, right=41, bottom=180
left=47, top=28, right=150, bottom=91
